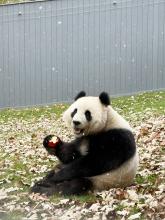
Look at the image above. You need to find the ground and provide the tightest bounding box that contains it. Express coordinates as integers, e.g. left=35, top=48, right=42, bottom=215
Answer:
left=0, top=91, right=165, bottom=220
left=0, top=0, right=22, bottom=4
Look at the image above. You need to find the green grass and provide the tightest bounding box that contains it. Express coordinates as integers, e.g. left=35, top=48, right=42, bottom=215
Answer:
left=0, top=211, right=24, bottom=220
left=50, top=193, right=100, bottom=205
left=0, top=148, right=52, bottom=190
left=0, top=0, right=22, bottom=4
left=68, top=194, right=100, bottom=204
left=0, top=91, right=164, bottom=122
left=135, top=173, right=159, bottom=187
left=0, top=104, right=68, bottom=122
left=112, top=90, right=165, bottom=118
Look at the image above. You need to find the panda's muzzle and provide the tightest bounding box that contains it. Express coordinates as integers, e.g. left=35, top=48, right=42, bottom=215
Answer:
left=74, top=127, right=84, bottom=135
left=73, top=121, right=81, bottom=126
left=73, top=121, right=84, bottom=135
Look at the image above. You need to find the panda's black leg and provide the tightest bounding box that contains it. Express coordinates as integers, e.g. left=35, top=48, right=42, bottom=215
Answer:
left=31, top=178, right=93, bottom=196
left=57, top=178, right=93, bottom=195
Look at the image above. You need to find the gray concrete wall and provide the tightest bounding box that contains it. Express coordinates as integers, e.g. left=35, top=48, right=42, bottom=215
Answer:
left=0, top=0, right=165, bottom=108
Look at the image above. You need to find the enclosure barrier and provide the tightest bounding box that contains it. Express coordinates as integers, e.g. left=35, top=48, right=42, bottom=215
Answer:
left=0, top=0, right=165, bottom=108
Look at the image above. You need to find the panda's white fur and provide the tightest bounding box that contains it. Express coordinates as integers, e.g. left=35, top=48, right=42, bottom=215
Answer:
left=79, top=140, right=89, bottom=156
left=89, top=152, right=139, bottom=190
left=63, top=95, right=138, bottom=190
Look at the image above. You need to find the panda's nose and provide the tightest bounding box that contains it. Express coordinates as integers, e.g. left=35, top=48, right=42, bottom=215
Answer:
left=73, top=121, right=81, bottom=126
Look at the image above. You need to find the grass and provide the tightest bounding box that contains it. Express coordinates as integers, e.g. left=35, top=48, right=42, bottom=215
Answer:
left=0, top=91, right=164, bottom=123
left=0, top=211, right=24, bottom=220
left=135, top=173, right=159, bottom=189
left=112, top=90, right=165, bottom=118
left=0, top=104, right=68, bottom=122
left=68, top=194, right=100, bottom=204
left=0, top=0, right=23, bottom=4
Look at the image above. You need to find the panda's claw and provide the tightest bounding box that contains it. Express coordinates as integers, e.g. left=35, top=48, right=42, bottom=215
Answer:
left=44, top=170, right=55, bottom=179
left=31, top=185, right=53, bottom=196
left=30, top=179, right=56, bottom=196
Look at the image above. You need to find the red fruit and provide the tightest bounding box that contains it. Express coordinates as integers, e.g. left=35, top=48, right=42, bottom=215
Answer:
left=48, top=141, right=57, bottom=148
left=47, top=136, right=60, bottom=148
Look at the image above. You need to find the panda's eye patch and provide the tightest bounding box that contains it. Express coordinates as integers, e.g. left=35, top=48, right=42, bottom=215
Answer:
left=85, top=110, right=92, bottom=121
left=71, top=108, right=77, bottom=118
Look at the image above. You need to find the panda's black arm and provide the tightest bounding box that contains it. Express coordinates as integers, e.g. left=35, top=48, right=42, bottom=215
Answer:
left=55, top=141, right=82, bottom=164
left=43, top=135, right=84, bottom=164
left=45, top=155, right=112, bottom=183
left=45, top=157, right=92, bottom=183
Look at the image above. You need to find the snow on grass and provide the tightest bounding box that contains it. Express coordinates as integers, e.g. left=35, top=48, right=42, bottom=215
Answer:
left=0, top=91, right=165, bottom=220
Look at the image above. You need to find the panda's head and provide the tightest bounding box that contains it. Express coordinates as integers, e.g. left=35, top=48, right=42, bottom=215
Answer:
left=63, top=91, right=110, bottom=136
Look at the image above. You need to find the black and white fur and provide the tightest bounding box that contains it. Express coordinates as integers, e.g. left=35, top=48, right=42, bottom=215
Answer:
left=31, top=92, right=138, bottom=196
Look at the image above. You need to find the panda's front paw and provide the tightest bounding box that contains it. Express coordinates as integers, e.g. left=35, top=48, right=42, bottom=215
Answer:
left=33, top=179, right=52, bottom=187
left=44, top=170, right=55, bottom=180
left=31, top=181, right=55, bottom=196
left=43, top=135, right=62, bottom=155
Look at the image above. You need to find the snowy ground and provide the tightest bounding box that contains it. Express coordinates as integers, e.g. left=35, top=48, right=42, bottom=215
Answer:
left=0, top=92, right=164, bottom=220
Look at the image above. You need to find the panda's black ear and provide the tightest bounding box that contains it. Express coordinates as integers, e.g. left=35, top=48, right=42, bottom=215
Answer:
left=74, top=91, right=86, bottom=101
left=99, top=92, right=110, bottom=106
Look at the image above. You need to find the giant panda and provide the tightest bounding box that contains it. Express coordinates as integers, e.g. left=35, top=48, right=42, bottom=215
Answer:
left=31, top=91, right=139, bottom=196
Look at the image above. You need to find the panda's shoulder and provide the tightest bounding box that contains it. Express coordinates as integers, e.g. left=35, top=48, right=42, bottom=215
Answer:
left=105, top=128, right=134, bottom=137
left=89, top=128, right=136, bottom=150
left=93, top=128, right=134, bottom=139
left=107, top=128, right=135, bottom=143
